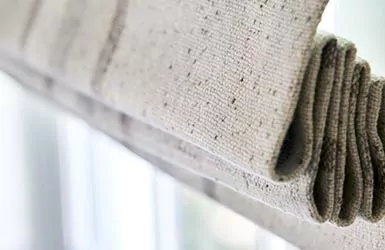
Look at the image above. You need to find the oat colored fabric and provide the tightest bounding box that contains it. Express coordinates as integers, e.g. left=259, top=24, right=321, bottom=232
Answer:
left=0, top=0, right=330, bottom=181
left=366, top=77, right=385, bottom=222
left=6, top=52, right=385, bottom=249
left=152, top=156, right=385, bottom=250
left=3, top=0, right=385, bottom=235
left=330, top=40, right=356, bottom=224
left=6, top=60, right=385, bottom=250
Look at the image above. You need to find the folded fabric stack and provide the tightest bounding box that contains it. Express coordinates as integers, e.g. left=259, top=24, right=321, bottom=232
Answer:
left=277, top=32, right=385, bottom=226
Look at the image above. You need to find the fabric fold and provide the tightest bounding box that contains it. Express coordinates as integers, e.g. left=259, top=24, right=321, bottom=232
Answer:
left=330, top=40, right=356, bottom=224
left=279, top=33, right=338, bottom=222
left=333, top=61, right=364, bottom=226
left=275, top=33, right=336, bottom=183
left=366, top=77, right=385, bottom=222
left=277, top=36, right=385, bottom=226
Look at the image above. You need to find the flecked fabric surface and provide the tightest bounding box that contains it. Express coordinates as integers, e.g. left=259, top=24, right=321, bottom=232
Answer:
left=1, top=0, right=329, bottom=180
left=2, top=0, right=385, bottom=233
left=5, top=58, right=385, bottom=250
left=4, top=52, right=385, bottom=249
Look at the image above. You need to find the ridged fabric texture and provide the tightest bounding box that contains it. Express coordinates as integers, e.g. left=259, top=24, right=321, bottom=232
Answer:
left=5, top=60, right=385, bottom=250
left=1, top=0, right=385, bottom=235
left=281, top=33, right=385, bottom=226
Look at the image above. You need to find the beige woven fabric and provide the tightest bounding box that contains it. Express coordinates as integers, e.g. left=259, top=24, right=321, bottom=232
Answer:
left=3, top=0, right=385, bottom=234
left=0, top=0, right=330, bottom=181
left=365, top=77, right=385, bottom=222
left=6, top=60, right=385, bottom=250
left=6, top=51, right=385, bottom=249
left=330, top=40, right=356, bottom=224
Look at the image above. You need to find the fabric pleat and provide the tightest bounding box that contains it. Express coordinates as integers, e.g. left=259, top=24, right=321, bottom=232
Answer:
left=366, top=77, right=385, bottom=222
left=330, top=40, right=357, bottom=224
left=277, top=33, right=385, bottom=225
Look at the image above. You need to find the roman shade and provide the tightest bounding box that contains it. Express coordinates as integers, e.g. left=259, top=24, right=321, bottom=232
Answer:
left=2, top=0, right=385, bottom=248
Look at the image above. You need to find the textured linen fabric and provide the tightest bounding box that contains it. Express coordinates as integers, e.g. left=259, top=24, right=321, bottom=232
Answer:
left=330, top=40, right=357, bottom=224
left=0, top=0, right=330, bottom=181
left=3, top=0, right=385, bottom=237
left=6, top=59, right=385, bottom=250
left=365, top=77, right=385, bottom=222
left=6, top=51, right=385, bottom=249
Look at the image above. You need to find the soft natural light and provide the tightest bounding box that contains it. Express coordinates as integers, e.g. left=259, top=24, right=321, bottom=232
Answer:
left=0, top=72, right=31, bottom=250
left=90, top=131, right=156, bottom=250
left=318, top=0, right=385, bottom=76
left=318, top=0, right=336, bottom=33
